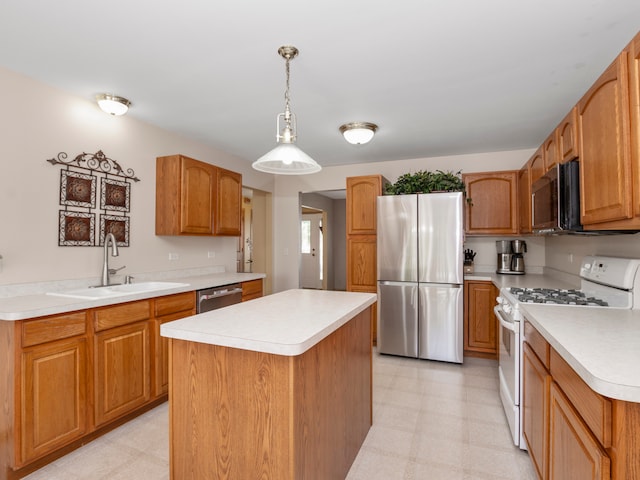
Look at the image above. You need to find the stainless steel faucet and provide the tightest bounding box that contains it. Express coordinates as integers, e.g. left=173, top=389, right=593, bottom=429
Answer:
left=102, top=233, right=120, bottom=286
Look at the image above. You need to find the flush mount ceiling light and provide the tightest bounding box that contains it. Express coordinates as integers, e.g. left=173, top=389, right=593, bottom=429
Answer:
left=252, top=46, right=321, bottom=175
left=339, top=122, right=378, bottom=145
left=95, top=94, right=131, bottom=116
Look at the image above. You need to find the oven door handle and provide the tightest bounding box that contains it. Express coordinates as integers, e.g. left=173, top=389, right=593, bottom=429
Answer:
left=494, top=305, right=519, bottom=333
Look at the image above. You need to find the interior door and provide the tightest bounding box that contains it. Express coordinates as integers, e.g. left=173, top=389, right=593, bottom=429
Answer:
left=300, top=213, right=323, bottom=289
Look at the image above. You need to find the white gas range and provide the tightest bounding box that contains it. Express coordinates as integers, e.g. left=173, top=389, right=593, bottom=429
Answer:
left=494, top=255, right=640, bottom=450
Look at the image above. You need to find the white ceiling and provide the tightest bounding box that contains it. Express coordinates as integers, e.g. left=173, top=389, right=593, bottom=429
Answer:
left=1, top=1, right=639, bottom=169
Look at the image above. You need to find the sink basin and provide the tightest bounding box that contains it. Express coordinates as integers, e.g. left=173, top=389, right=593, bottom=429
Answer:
left=47, top=282, right=189, bottom=300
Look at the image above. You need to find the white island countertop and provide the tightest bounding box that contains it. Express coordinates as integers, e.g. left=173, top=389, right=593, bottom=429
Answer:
left=521, top=303, right=640, bottom=403
left=161, top=289, right=377, bottom=356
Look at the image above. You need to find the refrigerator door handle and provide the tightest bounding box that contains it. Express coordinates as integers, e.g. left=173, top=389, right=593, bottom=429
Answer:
left=418, top=283, right=462, bottom=288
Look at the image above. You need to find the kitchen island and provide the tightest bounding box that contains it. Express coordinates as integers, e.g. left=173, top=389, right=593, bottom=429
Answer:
left=161, top=289, right=376, bottom=480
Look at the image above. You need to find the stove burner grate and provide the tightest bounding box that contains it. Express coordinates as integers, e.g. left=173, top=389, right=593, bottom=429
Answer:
left=509, top=287, right=609, bottom=307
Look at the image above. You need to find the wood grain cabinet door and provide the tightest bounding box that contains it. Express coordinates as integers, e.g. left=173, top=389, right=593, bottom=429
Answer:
left=544, top=132, right=559, bottom=174
left=20, top=337, right=87, bottom=464
left=463, top=171, right=518, bottom=234
left=529, top=147, right=546, bottom=184
left=522, top=343, right=551, bottom=480
left=346, top=175, right=383, bottom=235
left=214, top=167, right=242, bottom=236
left=180, top=157, right=216, bottom=234
left=578, top=52, right=633, bottom=226
left=463, top=281, right=497, bottom=357
left=347, top=236, right=377, bottom=292
left=94, top=322, right=151, bottom=426
left=518, top=164, right=532, bottom=234
left=548, top=382, right=610, bottom=480
left=557, top=107, right=579, bottom=163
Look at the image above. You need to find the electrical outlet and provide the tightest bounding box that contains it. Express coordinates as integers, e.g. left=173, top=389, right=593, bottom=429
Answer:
left=168, top=253, right=179, bottom=260
left=208, top=251, right=216, bottom=258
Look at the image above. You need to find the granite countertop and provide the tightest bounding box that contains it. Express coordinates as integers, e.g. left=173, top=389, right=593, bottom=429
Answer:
left=0, top=271, right=265, bottom=321
left=521, top=303, right=640, bottom=403
left=161, top=289, right=377, bottom=356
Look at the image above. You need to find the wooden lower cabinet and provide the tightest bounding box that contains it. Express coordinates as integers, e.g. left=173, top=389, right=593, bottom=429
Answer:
left=241, top=278, right=263, bottom=301
left=463, top=281, right=498, bottom=358
left=153, top=292, right=196, bottom=397
left=94, top=321, right=151, bottom=427
left=20, top=337, right=87, bottom=465
left=549, top=382, right=610, bottom=480
left=523, top=343, right=550, bottom=480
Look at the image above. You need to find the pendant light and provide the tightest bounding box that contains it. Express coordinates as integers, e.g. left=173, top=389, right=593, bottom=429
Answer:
left=253, top=46, right=321, bottom=175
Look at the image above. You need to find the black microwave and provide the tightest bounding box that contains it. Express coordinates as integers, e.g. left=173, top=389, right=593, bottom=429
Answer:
left=531, top=160, right=582, bottom=234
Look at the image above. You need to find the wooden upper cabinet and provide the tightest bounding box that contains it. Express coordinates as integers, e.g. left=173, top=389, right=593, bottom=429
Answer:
left=558, top=107, right=580, bottom=163
left=629, top=32, right=640, bottom=220
left=346, top=236, right=377, bottom=292
left=463, top=171, right=519, bottom=235
left=578, top=52, right=633, bottom=226
left=543, top=131, right=559, bottom=173
left=214, top=167, right=242, bottom=236
left=346, top=175, right=383, bottom=235
left=529, top=146, right=545, bottom=184
left=518, top=162, right=532, bottom=234
left=156, top=154, right=242, bottom=236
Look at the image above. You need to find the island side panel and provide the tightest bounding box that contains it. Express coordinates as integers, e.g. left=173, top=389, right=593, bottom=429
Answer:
left=167, top=304, right=373, bottom=480
left=168, top=339, right=294, bottom=480
left=293, top=307, right=372, bottom=480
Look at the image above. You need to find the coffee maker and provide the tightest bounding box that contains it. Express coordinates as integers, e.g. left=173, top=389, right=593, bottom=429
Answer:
left=511, top=240, right=527, bottom=274
left=496, top=240, right=526, bottom=275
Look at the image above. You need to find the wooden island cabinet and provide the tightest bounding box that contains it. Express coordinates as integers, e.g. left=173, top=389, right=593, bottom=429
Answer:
left=162, top=290, right=375, bottom=480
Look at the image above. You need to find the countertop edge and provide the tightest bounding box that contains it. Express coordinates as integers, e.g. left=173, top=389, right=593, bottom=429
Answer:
left=161, top=290, right=377, bottom=356
left=0, top=272, right=266, bottom=321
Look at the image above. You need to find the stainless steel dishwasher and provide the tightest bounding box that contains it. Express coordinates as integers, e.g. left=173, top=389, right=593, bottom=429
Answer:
left=197, top=283, right=243, bottom=313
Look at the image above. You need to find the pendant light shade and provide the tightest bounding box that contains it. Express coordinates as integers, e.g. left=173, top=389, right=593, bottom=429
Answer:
left=339, top=122, right=378, bottom=145
left=96, top=94, right=131, bottom=116
left=252, top=46, right=321, bottom=175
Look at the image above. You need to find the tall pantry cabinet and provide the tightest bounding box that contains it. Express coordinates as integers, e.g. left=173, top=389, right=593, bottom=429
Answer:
left=346, top=175, right=386, bottom=345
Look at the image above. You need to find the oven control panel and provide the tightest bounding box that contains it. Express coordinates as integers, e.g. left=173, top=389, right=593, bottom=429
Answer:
left=580, top=256, right=640, bottom=290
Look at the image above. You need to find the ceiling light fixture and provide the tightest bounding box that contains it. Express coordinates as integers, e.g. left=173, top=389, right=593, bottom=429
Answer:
left=339, top=122, right=378, bottom=145
left=95, top=94, right=131, bottom=116
left=252, top=46, right=321, bottom=175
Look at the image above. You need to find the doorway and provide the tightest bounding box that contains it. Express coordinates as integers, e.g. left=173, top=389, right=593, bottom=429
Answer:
left=238, top=187, right=273, bottom=294
left=299, top=190, right=346, bottom=291
left=300, top=209, right=325, bottom=289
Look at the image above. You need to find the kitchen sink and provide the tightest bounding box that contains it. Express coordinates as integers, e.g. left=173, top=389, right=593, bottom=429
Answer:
left=47, top=281, right=189, bottom=300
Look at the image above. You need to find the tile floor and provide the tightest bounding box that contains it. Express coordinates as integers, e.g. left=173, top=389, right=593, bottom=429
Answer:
left=24, top=354, right=536, bottom=480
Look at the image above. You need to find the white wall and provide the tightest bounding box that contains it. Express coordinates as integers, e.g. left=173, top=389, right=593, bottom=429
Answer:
left=0, top=67, right=274, bottom=286
left=271, top=150, right=536, bottom=292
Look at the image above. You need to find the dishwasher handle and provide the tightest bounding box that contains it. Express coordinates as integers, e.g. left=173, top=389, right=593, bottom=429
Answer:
left=199, top=287, right=243, bottom=303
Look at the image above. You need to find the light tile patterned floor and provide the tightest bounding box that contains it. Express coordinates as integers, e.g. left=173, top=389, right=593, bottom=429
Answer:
left=24, top=354, right=536, bottom=480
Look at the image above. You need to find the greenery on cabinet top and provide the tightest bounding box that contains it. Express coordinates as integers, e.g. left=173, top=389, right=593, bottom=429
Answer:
left=384, top=170, right=468, bottom=200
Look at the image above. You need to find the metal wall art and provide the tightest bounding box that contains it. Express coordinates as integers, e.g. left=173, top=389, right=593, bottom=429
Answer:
left=47, top=150, right=140, bottom=247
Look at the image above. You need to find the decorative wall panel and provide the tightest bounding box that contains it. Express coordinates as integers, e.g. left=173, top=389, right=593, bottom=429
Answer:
left=47, top=150, right=139, bottom=247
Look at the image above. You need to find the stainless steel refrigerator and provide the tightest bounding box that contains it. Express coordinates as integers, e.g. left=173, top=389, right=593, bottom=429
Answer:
left=377, top=192, right=464, bottom=363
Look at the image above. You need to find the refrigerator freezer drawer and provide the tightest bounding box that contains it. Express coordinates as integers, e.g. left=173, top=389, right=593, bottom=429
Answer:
left=418, top=284, right=463, bottom=363
left=377, top=281, right=418, bottom=358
